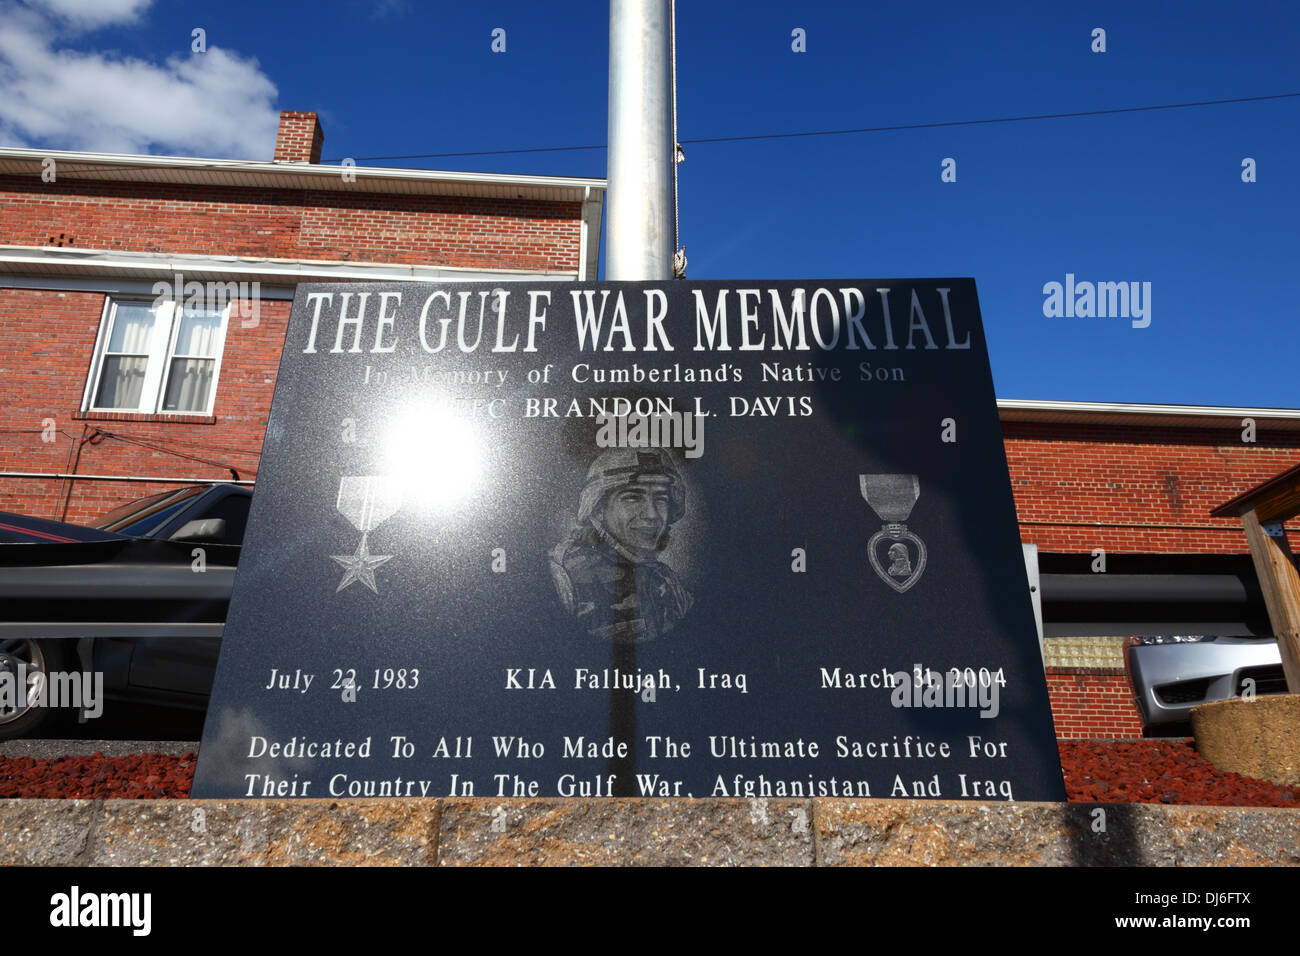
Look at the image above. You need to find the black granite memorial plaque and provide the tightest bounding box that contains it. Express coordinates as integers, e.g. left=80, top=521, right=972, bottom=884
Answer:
left=191, top=279, right=1066, bottom=801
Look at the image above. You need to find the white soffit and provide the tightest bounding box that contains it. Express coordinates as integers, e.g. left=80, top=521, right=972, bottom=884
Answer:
left=0, top=246, right=578, bottom=286
left=0, top=147, right=606, bottom=203
left=998, top=398, right=1300, bottom=430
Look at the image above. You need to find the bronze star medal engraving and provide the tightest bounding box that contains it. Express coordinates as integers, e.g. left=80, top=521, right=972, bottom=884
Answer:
left=332, top=476, right=402, bottom=593
left=860, top=474, right=927, bottom=593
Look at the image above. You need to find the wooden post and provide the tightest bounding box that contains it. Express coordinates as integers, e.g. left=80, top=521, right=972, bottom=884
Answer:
left=1241, top=508, right=1300, bottom=692
left=1214, top=462, right=1300, bottom=695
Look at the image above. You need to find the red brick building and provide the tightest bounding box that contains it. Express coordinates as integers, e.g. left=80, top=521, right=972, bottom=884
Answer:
left=0, top=110, right=604, bottom=524
left=1001, top=402, right=1300, bottom=737
left=2, top=111, right=1296, bottom=739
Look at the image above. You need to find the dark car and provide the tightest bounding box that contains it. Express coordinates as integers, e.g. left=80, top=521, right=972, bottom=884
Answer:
left=0, top=484, right=249, bottom=739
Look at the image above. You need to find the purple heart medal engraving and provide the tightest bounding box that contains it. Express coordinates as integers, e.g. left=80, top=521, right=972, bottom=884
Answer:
left=331, top=476, right=403, bottom=594
left=859, top=474, right=927, bottom=593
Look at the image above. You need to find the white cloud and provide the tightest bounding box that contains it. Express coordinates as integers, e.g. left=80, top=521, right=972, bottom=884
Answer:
left=22, top=0, right=152, bottom=29
left=0, top=2, right=281, bottom=159
left=370, top=0, right=411, bottom=20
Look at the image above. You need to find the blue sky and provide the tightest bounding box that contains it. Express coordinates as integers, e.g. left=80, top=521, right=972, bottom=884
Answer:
left=3, top=0, right=1297, bottom=407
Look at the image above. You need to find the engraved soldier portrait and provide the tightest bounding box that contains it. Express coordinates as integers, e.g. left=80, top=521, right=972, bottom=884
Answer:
left=549, top=447, right=694, bottom=641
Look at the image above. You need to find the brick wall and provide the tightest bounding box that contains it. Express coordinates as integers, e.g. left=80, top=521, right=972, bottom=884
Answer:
left=1040, top=636, right=1144, bottom=739
left=1046, top=668, right=1145, bottom=739
left=0, top=177, right=580, bottom=274
left=0, top=108, right=588, bottom=521
left=0, top=287, right=287, bottom=524
left=1004, top=420, right=1300, bottom=554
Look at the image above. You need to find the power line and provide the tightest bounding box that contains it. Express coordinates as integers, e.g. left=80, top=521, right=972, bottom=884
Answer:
left=326, top=91, right=1300, bottom=163
left=682, top=91, right=1300, bottom=145
left=0, top=427, right=259, bottom=459
left=6, top=91, right=1295, bottom=176
left=93, top=429, right=254, bottom=475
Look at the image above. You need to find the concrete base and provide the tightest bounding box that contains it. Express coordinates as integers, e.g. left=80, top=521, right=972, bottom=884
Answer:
left=1, top=799, right=1298, bottom=866
left=1192, top=694, right=1300, bottom=787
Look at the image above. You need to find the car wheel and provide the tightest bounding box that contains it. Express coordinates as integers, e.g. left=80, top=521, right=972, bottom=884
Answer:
left=0, top=638, right=74, bottom=741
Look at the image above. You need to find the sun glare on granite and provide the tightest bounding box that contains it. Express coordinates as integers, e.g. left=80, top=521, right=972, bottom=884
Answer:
left=383, top=405, right=485, bottom=512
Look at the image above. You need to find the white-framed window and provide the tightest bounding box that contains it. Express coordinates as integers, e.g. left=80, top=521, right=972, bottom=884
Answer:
left=83, top=297, right=230, bottom=415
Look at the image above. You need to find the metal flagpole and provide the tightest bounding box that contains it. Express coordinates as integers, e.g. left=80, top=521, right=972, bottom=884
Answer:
left=604, top=0, right=677, bottom=794
left=606, top=0, right=675, bottom=281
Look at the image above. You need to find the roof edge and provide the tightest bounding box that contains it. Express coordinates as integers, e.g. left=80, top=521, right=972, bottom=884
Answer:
left=0, top=146, right=607, bottom=196
left=998, top=397, right=1300, bottom=427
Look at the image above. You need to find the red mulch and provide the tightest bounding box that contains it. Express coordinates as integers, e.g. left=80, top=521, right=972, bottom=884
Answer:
left=1058, top=739, right=1300, bottom=806
left=0, top=752, right=195, bottom=799
left=1, top=741, right=1298, bottom=804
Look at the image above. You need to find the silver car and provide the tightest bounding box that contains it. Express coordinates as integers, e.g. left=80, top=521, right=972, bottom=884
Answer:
left=1124, top=635, right=1287, bottom=732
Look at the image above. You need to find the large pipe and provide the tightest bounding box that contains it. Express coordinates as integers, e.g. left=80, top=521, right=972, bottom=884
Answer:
left=1040, top=573, right=1259, bottom=604
left=606, top=0, right=674, bottom=280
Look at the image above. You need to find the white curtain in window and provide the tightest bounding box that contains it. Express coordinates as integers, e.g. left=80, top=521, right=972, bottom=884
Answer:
left=96, top=357, right=148, bottom=408
left=163, top=358, right=214, bottom=412
left=96, top=304, right=157, bottom=408
left=106, top=303, right=155, bottom=353
left=174, top=309, right=221, bottom=357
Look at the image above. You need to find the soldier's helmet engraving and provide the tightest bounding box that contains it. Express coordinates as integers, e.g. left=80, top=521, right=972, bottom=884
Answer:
left=550, top=448, right=693, bottom=642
